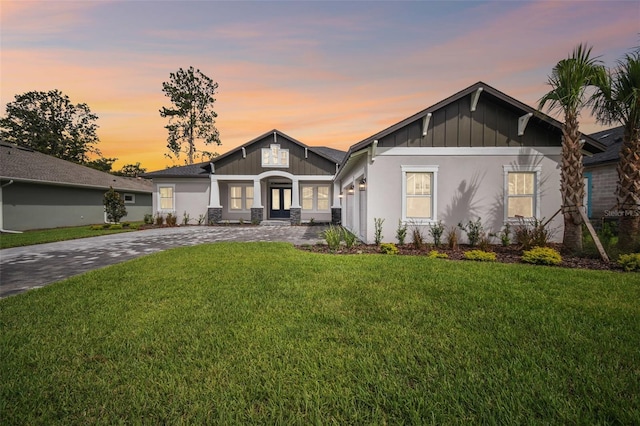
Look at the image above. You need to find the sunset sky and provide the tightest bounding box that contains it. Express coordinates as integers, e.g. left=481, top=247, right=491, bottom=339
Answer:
left=1, top=1, right=638, bottom=172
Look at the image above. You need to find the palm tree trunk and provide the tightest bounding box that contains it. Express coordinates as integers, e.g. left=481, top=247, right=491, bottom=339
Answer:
left=616, top=125, right=640, bottom=249
left=560, top=113, right=585, bottom=252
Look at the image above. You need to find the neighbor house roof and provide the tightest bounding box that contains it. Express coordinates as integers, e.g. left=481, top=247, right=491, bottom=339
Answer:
left=0, top=142, right=152, bottom=193
left=584, top=126, right=624, bottom=167
left=143, top=129, right=347, bottom=178
left=339, top=81, right=606, bottom=169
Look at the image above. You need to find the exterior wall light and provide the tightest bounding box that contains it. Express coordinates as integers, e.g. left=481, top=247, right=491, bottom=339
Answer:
left=359, top=178, right=366, bottom=191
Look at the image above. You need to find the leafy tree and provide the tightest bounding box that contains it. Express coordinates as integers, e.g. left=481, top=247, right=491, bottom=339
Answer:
left=0, top=90, right=101, bottom=163
left=160, top=66, right=221, bottom=164
left=539, top=44, right=606, bottom=252
left=103, top=187, right=127, bottom=223
left=115, top=162, right=147, bottom=177
left=592, top=48, right=640, bottom=249
left=85, top=157, right=117, bottom=173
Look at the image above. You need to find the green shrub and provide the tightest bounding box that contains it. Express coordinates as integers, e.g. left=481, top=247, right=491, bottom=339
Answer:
left=458, top=218, right=484, bottom=247
left=617, top=253, right=640, bottom=272
left=343, top=228, right=357, bottom=249
left=379, top=243, right=398, bottom=255
left=143, top=213, right=154, bottom=225
left=427, top=250, right=448, bottom=259
left=429, top=221, right=445, bottom=247
left=522, top=247, right=562, bottom=266
left=514, top=218, right=551, bottom=250
left=121, top=222, right=130, bottom=228
left=463, top=250, right=496, bottom=262
left=197, top=214, right=206, bottom=225
left=89, top=225, right=103, bottom=231
left=182, top=211, right=191, bottom=225
left=396, top=220, right=408, bottom=245
left=324, top=225, right=342, bottom=251
left=166, top=213, right=178, bottom=227
left=103, top=187, right=127, bottom=223
left=374, top=218, right=384, bottom=245
left=412, top=227, right=425, bottom=250
left=102, top=223, right=111, bottom=229
left=155, top=214, right=164, bottom=226
left=109, top=224, right=123, bottom=230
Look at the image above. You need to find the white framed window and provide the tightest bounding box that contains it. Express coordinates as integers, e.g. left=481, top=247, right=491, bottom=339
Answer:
left=402, top=166, right=438, bottom=223
left=123, top=193, right=135, bottom=204
left=503, top=165, right=541, bottom=220
left=262, top=144, right=289, bottom=167
left=301, top=184, right=330, bottom=211
left=158, top=185, right=175, bottom=211
left=229, top=185, right=254, bottom=211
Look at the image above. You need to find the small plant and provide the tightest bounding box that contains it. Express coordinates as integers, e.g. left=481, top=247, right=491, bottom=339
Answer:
left=464, top=250, right=496, bottom=262
left=379, top=242, right=398, bottom=255
left=143, top=213, right=154, bottom=225
left=499, top=222, right=511, bottom=246
left=309, top=217, right=316, bottom=226
left=522, top=247, right=562, bottom=266
left=89, top=225, right=103, bottom=231
left=374, top=218, right=384, bottom=245
left=324, top=225, right=343, bottom=251
left=412, top=227, right=425, bottom=250
left=121, top=222, right=130, bottom=228
left=458, top=218, right=483, bottom=247
left=239, top=218, right=245, bottom=225
left=343, top=228, right=357, bottom=249
left=108, top=224, right=123, bottom=230
left=155, top=214, right=164, bottom=226
left=197, top=214, right=206, bottom=225
left=617, top=253, right=640, bottom=272
left=102, top=223, right=111, bottom=229
left=182, top=211, right=191, bottom=226
left=103, top=187, right=127, bottom=223
left=429, top=221, right=445, bottom=247
left=166, top=213, right=178, bottom=227
left=427, top=250, right=448, bottom=259
left=396, top=220, right=408, bottom=245
left=446, top=226, right=458, bottom=250
left=514, top=218, right=551, bottom=250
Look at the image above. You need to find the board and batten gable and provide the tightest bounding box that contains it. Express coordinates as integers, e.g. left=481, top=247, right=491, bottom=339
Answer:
left=213, top=132, right=337, bottom=176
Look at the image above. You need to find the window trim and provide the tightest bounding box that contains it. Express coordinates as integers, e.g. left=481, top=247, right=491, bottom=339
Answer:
left=123, top=193, right=135, bottom=204
left=401, top=165, right=438, bottom=224
left=157, top=184, right=175, bottom=212
left=228, top=184, right=254, bottom=212
left=503, top=165, right=541, bottom=222
left=261, top=144, right=289, bottom=168
left=301, top=184, right=331, bottom=212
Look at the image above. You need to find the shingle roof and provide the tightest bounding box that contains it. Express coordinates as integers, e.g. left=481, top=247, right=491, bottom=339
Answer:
left=0, top=143, right=152, bottom=193
left=584, top=126, right=624, bottom=166
left=309, top=146, right=347, bottom=164
left=142, top=162, right=210, bottom=178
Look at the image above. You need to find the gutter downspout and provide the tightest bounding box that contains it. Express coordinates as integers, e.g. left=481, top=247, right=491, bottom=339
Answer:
left=0, top=180, right=23, bottom=234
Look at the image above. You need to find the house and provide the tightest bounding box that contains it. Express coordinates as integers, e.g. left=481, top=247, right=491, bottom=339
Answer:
left=335, top=81, right=605, bottom=244
left=144, top=82, right=605, bottom=244
left=0, top=142, right=153, bottom=231
left=584, top=126, right=624, bottom=224
left=143, top=130, right=346, bottom=225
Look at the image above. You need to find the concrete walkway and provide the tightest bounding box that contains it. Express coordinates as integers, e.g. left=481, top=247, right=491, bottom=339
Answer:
left=0, top=225, right=327, bottom=299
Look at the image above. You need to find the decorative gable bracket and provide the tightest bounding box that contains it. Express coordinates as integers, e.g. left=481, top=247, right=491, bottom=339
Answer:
left=518, top=113, right=533, bottom=136
left=470, top=87, right=483, bottom=112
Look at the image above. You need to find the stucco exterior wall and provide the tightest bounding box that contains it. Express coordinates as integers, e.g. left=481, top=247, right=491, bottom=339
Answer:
left=585, top=163, right=617, bottom=221
left=2, top=181, right=151, bottom=231
left=153, top=178, right=210, bottom=224
left=339, top=147, right=564, bottom=244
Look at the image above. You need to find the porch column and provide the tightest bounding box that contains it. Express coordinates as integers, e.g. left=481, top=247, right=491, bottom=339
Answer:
left=251, top=179, right=263, bottom=224
left=290, top=178, right=301, bottom=225
left=331, top=181, right=342, bottom=225
left=207, top=175, right=222, bottom=224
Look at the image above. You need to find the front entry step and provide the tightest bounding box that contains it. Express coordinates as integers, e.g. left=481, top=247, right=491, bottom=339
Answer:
left=260, top=220, right=291, bottom=226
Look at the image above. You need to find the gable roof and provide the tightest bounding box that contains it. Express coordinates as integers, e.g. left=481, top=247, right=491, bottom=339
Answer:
left=584, top=126, right=624, bottom=167
left=341, top=81, right=606, bottom=166
left=0, top=142, right=152, bottom=193
left=143, top=129, right=347, bottom=177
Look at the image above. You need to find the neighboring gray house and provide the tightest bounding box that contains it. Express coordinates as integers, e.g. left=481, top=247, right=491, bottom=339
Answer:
left=335, top=81, right=605, bottom=244
left=584, top=126, right=624, bottom=223
left=0, top=142, right=153, bottom=231
left=143, top=130, right=346, bottom=225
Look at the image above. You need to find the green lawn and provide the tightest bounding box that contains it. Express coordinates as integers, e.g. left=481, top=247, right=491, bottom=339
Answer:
left=1, top=242, right=639, bottom=424
left=0, top=223, right=142, bottom=249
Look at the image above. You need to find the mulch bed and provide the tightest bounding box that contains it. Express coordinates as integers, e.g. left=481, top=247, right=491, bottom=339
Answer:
left=297, top=243, right=620, bottom=272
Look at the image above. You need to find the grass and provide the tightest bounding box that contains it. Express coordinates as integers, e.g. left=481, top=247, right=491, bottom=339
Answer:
left=0, top=223, right=143, bottom=249
left=1, top=242, right=639, bottom=424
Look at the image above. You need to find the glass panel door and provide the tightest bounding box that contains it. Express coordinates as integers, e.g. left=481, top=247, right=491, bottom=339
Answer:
left=270, top=187, right=291, bottom=219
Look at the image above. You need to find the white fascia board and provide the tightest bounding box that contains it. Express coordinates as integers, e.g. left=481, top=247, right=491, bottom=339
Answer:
left=377, top=146, right=562, bottom=157
left=0, top=176, right=152, bottom=193
left=212, top=174, right=333, bottom=181
left=334, top=148, right=369, bottom=181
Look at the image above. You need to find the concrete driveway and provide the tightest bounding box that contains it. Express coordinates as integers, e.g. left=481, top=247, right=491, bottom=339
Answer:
left=0, top=225, right=327, bottom=299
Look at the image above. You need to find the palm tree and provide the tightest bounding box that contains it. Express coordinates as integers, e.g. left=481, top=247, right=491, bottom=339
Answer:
left=539, top=44, right=605, bottom=252
left=592, top=49, right=640, bottom=249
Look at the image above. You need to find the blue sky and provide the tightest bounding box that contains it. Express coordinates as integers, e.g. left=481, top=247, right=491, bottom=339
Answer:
left=1, top=0, right=638, bottom=170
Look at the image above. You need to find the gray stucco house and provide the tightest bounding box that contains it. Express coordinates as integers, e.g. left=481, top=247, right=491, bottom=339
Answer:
left=584, top=126, right=624, bottom=224
left=143, top=130, right=346, bottom=225
left=145, top=82, right=605, bottom=244
left=0, top=142, right=152, bottom=231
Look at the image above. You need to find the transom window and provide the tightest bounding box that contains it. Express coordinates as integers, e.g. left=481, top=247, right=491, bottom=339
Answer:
left=158, top=186, right=174, bottom=210
left=504, top=166, right=540, bottom=220
left=301, top=185, right=330, bottom=211
left=262, top=144, right=289, bottom=167
left=229, top=185, right=254, bottom=211
left=402, top=165, right=438, bottom=222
